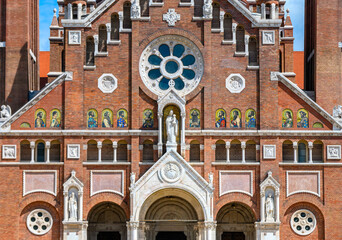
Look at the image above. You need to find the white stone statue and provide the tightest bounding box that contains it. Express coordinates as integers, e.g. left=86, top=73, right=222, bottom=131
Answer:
left=333, top=105, right=342, bottom=118
left=130, top=172, right=136, bottom=188
left=0, top=105, right=11, bottom=119
left=131, top=0, right=140, bottom=19
left=166, top=110, right=178, bottom=144
left=68, top=192, right=78, bottom=221
left=265, top=193, right=275, bottom=222
left=203, top=0, right=213, bottom=19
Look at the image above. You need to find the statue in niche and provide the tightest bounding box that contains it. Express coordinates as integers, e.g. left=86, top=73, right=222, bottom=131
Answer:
left=166, top=110, right=178, bottom=144
left=265, top=193, right=275, bottom=222
left=68, top=192, right=78, bottom=221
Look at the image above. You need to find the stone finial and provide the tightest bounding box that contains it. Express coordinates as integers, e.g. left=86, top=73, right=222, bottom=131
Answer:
left=71, top=170, right=76, bottom=177
left=267, top=171, right=272, bottom=177
left=53, top=8, right=57, bottom=15
left=286, top=9, right=290, bottom=14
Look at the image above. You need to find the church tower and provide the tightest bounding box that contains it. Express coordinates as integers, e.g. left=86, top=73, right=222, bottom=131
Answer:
left=0, top=0, right=40, bottom=112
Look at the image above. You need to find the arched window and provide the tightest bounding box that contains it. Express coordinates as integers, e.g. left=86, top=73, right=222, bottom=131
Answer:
left=20, top=140, right=31, bottom=161
left=224, top=14, right=233, bottom=41
left=282, top=140, right=293, bottom=162
left=298, top=140, right=308, bottom=163
left=143, top=140, right=154, bottom=162
left=190, top=140, right=200, bottom=162
left=215, top=140, right=226, bottom=161
left=72, top=4, right=78, bottom=19
left=245, top=140, right=256, bottom=162
left=36, top=141, right=45, bottom=162
left=50, top=140, right=61, bottom=162
left=117, top=140, right=128, bottom=161
left=99, top=25, right=107, bottom=52
left=180, top=0, right=191, bottom=3
left=140, top=0, right=149, bottom=17
left=111, top=13, right=120, bottom=40
left=248, top=37, right=258, bottom=66
left=87, top=140, right=98, bottom=161
left=86, top=37, right=95, bottom=66
left=230, top=139, right=242, bottom=162
left=265, top=4, right=271, bottom=19
left=211, top=3, right=220, bottom=29
left=102, top=140, right=114, bottom=161
left=236, top=26, right=245, bottom=52
left=123, top=2, right=132, bottom=29
left=194, top=0, right=203, bottom=17
left=312, top=140, right=323, bottom=162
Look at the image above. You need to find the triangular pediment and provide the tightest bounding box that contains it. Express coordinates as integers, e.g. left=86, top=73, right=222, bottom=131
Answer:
left=260, top=171, right=280, bottom=194
left=157, top=90, right=186, bottom=114
left=63, top=170, right=84, bottom=194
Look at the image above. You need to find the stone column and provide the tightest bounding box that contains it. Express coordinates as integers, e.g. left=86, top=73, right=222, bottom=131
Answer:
left=260, top=192, right=265, bottom=222
left=241, top=141, right=246, bottom=163
left=119, top=12, right=124, bottom=31
left=271, top=3, right=276, bottom=19
left=275, top=190, right=280, bottom=222
left=226, top=141, right=230, bottom=163
left=94, top=35, right=99, bottom=55
left=127, top=221, right=139, bottom=240
left=205, top=221, right=217, bottom=240
left=113, top=141, right=118, bottom=162
left=181, top=112, right=186, bottom=157
left=68, top=3, right=72, bottom=19
left=158, top=113, right=163, bottom=157
left=245, top=35, right=250, bottom=56
left=63, top=192, right=68, bottom=221
left=232, top=23, right=237, bottom=44
left=78, top=192, right=83, bottom=222
left=261, top=3, right=266, bottom=19
left=293, top=142, right=298, bottom=163
left=77, top=3, right=82, bottom=20
left=30, top=141, right=35, bottom=163
left=219, top=11, right=224, bottom=32
left=46, top=141, right=51, bottom=163
left=97, top=141, right=102, bottom=162
left=106, top=23, right=111, bottom=43
left=308, top=142, right=313, bottom=163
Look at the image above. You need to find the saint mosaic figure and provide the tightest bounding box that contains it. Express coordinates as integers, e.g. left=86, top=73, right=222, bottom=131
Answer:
left=102, top=109, right=113, bottom=128
left=87, top=109, right=98, bottom=128
left=50, top=109, right=61, bottom=127
left=215, top=109, right=226, bottom=128
left=68, top=192, right=78, bottom=221
left=190, top=109, right=200, bottom=127
left=246, top=109, right=256, bottom=128
left=297, top=109, right=309, bottom=128
left=35, top=109, right=46, bottom=128
left=142, top=109, right=153, bottom=128
left=265, top=193, right=275, bottom=222
left=230, top=109, right=242, bottom=128
left=166, top=110, right=178, bottom=144
left=282, top=109, right=293, bottom=128
left=117, top=109, right=128, bottom=128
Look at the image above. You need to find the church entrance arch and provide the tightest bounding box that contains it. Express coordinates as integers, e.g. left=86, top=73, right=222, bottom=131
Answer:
left=139, top=189, right=204, bottom=240
left=216, top=202, right=256, bottom=240
left=87, top=202, right=127, bottom=240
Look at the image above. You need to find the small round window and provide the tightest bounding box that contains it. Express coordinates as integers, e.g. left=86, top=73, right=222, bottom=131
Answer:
left=140, top=35, right=204, bottom=96
left=27, top=209, right=53, bottom=235
left=290, top=209, right=316, bottom=236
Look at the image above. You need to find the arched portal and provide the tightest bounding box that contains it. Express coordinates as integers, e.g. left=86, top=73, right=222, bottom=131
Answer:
left=87, top=202, right=127, bottom=240
left=139, top=189, right=204, bottom=240
left=216, top=202, right=256, bottom=240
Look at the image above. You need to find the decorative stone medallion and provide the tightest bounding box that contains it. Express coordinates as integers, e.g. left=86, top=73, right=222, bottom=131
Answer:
left=290, top=209, right=316, bottom=236
left=263, top=145, right=276, bottom=159
left=140, top=35, right=204, bottom=97
left=160, top=161, right=182, bottom=183
left=2, top=145, right=16, bottom=159
left=163, top=9, right=180, bottom=27
left=68, top=31, right=81, bottom=45
left=262, top=30, right=275, bottom=45
left=67, top=144, right=80, bottom=159
left=27, top=209, right=53, bottom=235
left=226, top=74, right=245, bottom=93
left=98, top=74, right=118, bottom=93
left=327, top=145, right=341, bottom=160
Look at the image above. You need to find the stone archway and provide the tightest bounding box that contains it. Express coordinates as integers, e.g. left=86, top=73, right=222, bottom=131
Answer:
left=87, top=202, right=127, bottom=240
left=216, top=202, right=256, bottom=240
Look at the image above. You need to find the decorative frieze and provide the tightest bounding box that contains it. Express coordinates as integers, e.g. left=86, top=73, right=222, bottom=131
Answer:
left=67, top=144, right=80, bottom=159
left=2, top=145, right=16, bottom=159
left=68, top=31, right=81, bottom=45
left=327, top=145, right=341, bottom=159
left=263, top=145, right=276, bottom=159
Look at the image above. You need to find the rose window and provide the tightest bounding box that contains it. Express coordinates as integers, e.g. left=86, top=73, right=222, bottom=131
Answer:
left=27, top=209, right=53, bottom=235
left=290, top=209, right=316, bottom=236
left=140, top=35, right=204, bottom=96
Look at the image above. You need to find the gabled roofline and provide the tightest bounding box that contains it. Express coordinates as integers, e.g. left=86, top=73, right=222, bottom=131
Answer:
left=275, top=72, right=342, bottom=129
left=0, top=73, right=68, bottom=130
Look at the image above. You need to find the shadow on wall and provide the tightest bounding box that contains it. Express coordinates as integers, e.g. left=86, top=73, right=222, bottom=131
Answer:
left=6, top=42, right=29, bottom=113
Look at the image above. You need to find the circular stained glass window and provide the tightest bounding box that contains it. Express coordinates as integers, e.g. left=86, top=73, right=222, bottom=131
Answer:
left=290, top=209, right=316, bottom=236
left=140, top=35, right=204, bottom=96
left=27, top=209, right=53, bottom=235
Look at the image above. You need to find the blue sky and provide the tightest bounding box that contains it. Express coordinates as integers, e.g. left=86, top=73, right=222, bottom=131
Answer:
left=39, top=0, right=305, bottom=51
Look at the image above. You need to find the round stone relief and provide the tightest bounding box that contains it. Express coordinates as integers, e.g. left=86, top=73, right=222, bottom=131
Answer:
left=27, top=209, right=53, bottom=235
left=139, top=35, right=204, bottom=97
left=160, top=161, right=182, bottom=183
left=290, top=209, right=316, bottom=236
left=98, top=74, right=118, bottom=93
left=226, top=74, right=245, bottom=93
